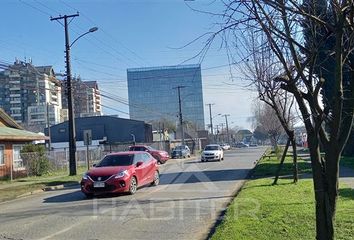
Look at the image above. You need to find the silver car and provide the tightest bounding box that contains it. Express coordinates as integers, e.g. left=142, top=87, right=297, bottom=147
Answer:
left=201, top=144, right=224, bottom=162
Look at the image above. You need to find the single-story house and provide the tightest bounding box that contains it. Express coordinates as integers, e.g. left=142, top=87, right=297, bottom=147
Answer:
left=0, top=108, right=48, bottom=178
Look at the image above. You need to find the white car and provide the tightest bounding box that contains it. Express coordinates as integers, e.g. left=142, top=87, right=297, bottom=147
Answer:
left=220, top=143, right=231, bottom=150
left=201, top=144, right=224, bottom=162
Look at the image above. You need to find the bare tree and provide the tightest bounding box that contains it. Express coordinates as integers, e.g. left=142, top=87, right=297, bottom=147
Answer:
left=204, top=0, right=354, bottom=238
left=241, top=32, right=299, bottom=183
left=253, top=101, right=285, bottom=148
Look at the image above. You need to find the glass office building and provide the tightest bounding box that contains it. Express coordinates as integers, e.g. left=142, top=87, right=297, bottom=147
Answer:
left=127, top=64, right=205, bottom=130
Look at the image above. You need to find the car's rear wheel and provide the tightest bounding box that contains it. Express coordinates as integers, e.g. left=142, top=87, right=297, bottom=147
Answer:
left=151, top=170, right=160, bottom=186
left=155, top=155, right=164, bottom=164
left=129, top=176, right=137, bottom=195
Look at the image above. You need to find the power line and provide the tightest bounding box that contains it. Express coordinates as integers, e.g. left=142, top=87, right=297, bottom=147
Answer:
left=18, top=0, right=52, bottom=16
left=59, top=0, right=150, bottom=67
left=33, top=0, right=62, bottom=15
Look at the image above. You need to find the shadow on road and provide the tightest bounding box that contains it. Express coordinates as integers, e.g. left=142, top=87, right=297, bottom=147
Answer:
left=43, top=168, right=251, bottom=203
left=43, top=190, right=86, bottom=203
left=159, top=169, right=249, bottom=185
left=43, top=190, right=131, bottom=203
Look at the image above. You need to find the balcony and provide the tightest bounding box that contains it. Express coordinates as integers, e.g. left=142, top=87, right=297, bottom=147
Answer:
left=9, top=87, right=21, bottom=91
left=9, top=78, right=20, bottom=81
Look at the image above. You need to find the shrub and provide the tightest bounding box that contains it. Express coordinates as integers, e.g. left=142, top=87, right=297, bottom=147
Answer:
left=21, top=144, right=51, bottom=176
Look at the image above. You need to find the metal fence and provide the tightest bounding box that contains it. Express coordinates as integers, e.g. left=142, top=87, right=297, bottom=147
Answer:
left=46, top=146, right=107, bottom=171
left=2, top=139, right=205, bottom=180
left=0, top=146, right=106, bottom=180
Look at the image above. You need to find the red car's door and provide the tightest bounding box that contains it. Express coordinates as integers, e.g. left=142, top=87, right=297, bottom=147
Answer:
left=134, top=153, right=149, bottom=186
left=142, top=153, right=156, bottom=183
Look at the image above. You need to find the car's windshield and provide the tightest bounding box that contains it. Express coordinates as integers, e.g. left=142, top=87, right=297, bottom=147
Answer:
left=96, top=154, right=134, bottom=167
left=205, top=145, right=219, bottom=151
left=146, top=146, right=155, bottom=151
left=175, top=146, right=185, bottom=150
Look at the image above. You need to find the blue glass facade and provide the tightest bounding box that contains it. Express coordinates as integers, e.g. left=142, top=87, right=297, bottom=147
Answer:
left=127, top=64, right=205, bottom=130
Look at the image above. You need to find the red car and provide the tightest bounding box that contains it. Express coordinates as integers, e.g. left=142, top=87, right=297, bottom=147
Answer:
left=80, top=151, right=159, bottom=197
left=128, top=145, right=170, bottom=164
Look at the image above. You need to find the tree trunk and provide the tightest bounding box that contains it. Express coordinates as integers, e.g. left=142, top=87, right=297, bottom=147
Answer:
left=290, top=133, right=298, bottom=183
left=308, top=135, right=335, bottom=240
left=323, top=148, right=341, bottom=239
left=272, top=138, right=290, bottom=185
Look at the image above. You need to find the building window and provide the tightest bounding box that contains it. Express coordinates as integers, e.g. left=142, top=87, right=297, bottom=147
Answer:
left=13, top=145, right=24, bottom=170
left=0, top=146, right=4, bottom=165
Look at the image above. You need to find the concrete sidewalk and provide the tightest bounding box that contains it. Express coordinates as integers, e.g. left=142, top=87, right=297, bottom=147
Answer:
left=340, top=166, right=354, bottom=189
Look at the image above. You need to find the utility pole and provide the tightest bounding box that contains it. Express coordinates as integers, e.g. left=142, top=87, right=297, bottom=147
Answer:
left=223, top=114, right=230, bottom=144
left=206, top=103, right=214, bottom=135
left=46, top=102, right=51, bottom=150
left=220, top=123, right=225, bottom=142
left=51, top=13, right=79, bottom=176
left=173, top=86, right=186, bottom=145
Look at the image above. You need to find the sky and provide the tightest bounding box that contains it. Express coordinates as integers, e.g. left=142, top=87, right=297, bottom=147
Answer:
left=1, top=0, right=257, bottom=130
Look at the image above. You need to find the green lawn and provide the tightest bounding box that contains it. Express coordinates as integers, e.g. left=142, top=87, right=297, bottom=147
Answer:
left=211, top=154, right=354, bottom=240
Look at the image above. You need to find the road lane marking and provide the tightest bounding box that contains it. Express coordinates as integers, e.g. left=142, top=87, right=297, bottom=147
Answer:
left=37, top=218, right=90, bottom=240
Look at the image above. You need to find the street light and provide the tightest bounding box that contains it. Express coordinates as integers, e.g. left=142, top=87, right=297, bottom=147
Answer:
left=70, top=27, right=98, bottom=47
left=212, top=113, right=221, bottom=119
left=65, top=26, right=98, bottom=176
left=51, top=13, right=99, bottom=176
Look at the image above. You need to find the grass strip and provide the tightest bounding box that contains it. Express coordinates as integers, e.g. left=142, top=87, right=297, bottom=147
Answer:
left=211, top=153, right=354, bottom=240
left=0, top=167, right=86, bottom=203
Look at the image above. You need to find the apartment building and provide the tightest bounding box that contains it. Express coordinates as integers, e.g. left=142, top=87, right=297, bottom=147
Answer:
left=0, top=60, right=62, bottom=132
left=61, top=77, right=102, bottom=118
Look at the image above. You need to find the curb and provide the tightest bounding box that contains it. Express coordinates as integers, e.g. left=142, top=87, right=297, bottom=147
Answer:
left=17, top=189, right=44, bottom=198
left=17, top=182, right=79, bottom=198
left=1, top=182, right=81, bottom=204
left=43, top=182, right=80, bottom=191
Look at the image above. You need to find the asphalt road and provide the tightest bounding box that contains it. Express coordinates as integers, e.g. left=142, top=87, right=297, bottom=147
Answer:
left=0, top=147, right=266, bottom=240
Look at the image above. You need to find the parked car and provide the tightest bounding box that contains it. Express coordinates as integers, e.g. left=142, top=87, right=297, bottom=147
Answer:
left=171, top=145, right=191, bottom=159
left=128, top=145, right=170, bottom=164
left=234, top=142, right=249, bottom=148
left=81, top=151, right=159, bottom=197
left=220, top=143, right=231, bottom=150
left=249, top=143, right=258, bottom=147
left=201, top=144, right=224, bottom=162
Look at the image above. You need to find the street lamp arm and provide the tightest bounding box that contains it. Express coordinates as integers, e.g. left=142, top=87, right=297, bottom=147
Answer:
left=70, top=27, right=98, bottom=47
left=212, top=113, right=221, bottom=119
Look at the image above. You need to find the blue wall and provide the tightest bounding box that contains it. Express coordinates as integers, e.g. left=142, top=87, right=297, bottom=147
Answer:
left=47, top=116, right=152, bottom=143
